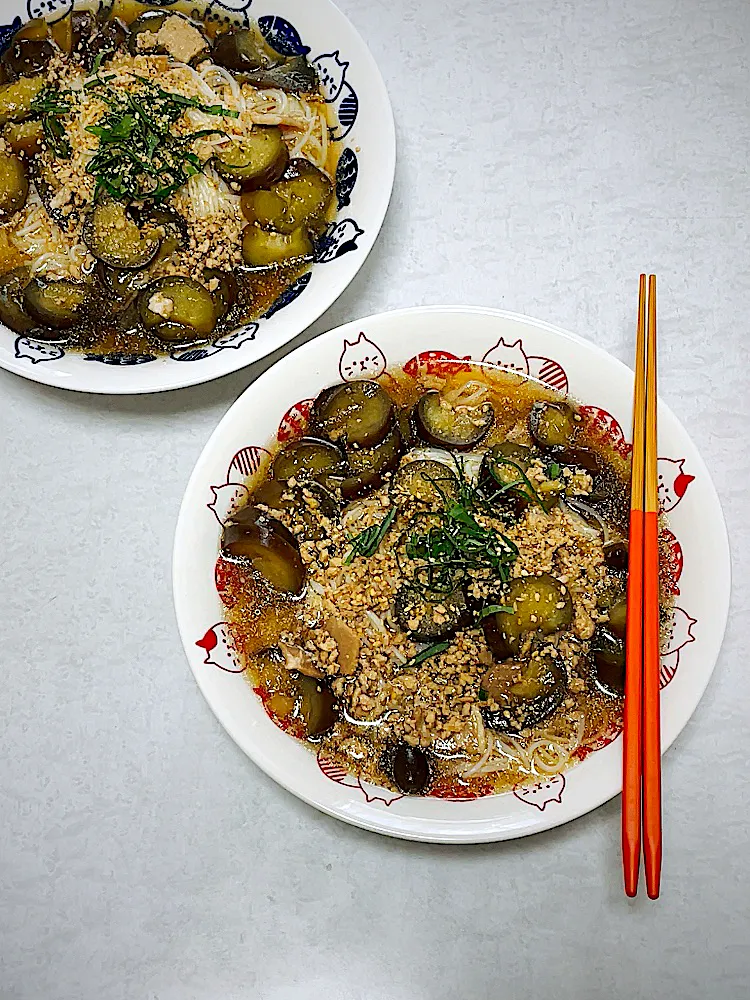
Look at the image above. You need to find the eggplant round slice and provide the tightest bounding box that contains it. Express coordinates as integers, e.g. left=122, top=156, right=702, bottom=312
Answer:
left=138, top=277, right=217, bottom=340
left=483, top=573, right=573, bottom=659
left=0, top=266, right=35, bottom=333
left=479, top=442, right=535, bottom=515
left=0, top=75, right=45, bottom=127
left=390, top=459, right=460, bottom=508
left=97, top=263, right=150, bottom=303
left=242, top=224, right=313, bottom=268
left=241, top=189, right=293, bottom=232
left=606, top=599, right=628, bottom=641
left=547, top=443, right=601, bottom=476
left=211, top=27, right=274, bottom=73
left=295, top=673, right=339, bottom=738
left=389, top=743, right=432, bottom=795
left=590, top=625, right=626, bottom=696
left=528, top=401, right=577, bottom=449
left=84, top=202, right=161, bottom=271
left=312, top=379, right=393, bottom=447
left=221, top=506, right=305, bottom=595
left=271, top=436, right=347, bottom=492
left=252, top=478, right=339, bottom=543
left=341, top=424, right=403, bottom=499
left=413, top=389, right=494, bottom=451
left=394, top=586, right=468, bottom=642
left=203, top=268, right=238, bottom=320
left=23, top=278, right=89, bottom=329
left=142, top=207, right=188, bottom=265
left=4, top=118, right=44, bottom=156
left=272, top=160, right=334, bottom=232
left=2, top=38, right=55, bottom=79
left=480, top=646, right=568, bottom=733
left=126, top=11, right=168, bottom=55
left=214, top=130, right=288, bottom=190
left=0, top=154, right=28, bottom=219
left=603, top=539, right=628, bottom=573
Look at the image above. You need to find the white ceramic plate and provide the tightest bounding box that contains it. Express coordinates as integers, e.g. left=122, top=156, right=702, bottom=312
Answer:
left=0, top=0, right=395, bottom=394
left=173, top=306, right=731, bottom=843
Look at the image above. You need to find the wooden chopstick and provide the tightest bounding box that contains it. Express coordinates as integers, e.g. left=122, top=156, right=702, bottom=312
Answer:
left=622, top=275, right=647, bottom=897
left=622, top=274, right=662, bottom=899
left=642, top=275, right=662, bottom=898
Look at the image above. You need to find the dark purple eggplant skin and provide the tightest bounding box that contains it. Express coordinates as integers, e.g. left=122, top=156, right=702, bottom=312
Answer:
left=413, top=389, right=494, bottom=451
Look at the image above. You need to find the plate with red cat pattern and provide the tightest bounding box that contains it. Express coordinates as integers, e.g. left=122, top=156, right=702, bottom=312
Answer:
left=173, top=306, right=730, bottom=842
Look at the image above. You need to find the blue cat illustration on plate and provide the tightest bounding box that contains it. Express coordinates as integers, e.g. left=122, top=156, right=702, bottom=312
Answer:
left=14, top=337, right=66, bottom=364
left=0, top=17, right=22, bottom=54
left=84, top=353, right=157, bottom=366
left=310, top=51, right=359, bottom=141
left=315, top=219, right=364, bottom=263
left=26, top=0, right=74, bottom=21
left=258, top=15, right=309, bottom=56
left=335, top=148, right=358, bottom=208
left=264, top=273, right=311, bottom=318
left=207, top=0, right=254, bottom=26
left=171, top=323, right=259, bottom=361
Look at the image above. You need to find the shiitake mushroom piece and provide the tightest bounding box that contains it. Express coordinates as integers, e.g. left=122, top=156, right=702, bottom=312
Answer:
left=294, top=673, right=339, bottom=738
left=482, top=573, right=573, bottom=659
left=590, top=625, right=626, bottom=697
left=214, top=129, right=289, bottom=190
left=480, top=646, right=568, bottom=733
left=0, top=75, right=45, bottom=127
left=23, top=277, right=90, bottom=329
left=0, top=154, right=29, bottom=219
left=0, top=266, right=35, bottom=333
left=341, top=423, right=403, bottom=500
left=528, top=400, right=577, bottom=449
left=271, top=436, right=348, bottom=492
left=138, top=276, right=217, bottom=340
left=221, top=506, right=306, bottom=595
left=389, top=459, right=461, bottom=508
left=385, top=742, right=433, bottom=795
left=311, top=379, right=394, bottom=447
left=83, top=202, right=162, bottom=270
left=413, top=389, right=494, bottom=450
left=241, top=224, right=313, bottom=268
left=394, top=586, right=469, bottom=642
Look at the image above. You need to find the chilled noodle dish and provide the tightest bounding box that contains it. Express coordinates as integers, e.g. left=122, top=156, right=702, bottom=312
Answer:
left=0, top=2, right=337, bottom=354
left=218, top=364, right=673, bottom=799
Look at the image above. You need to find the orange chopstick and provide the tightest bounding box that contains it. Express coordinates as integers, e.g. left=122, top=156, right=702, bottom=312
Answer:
left=622, top=275, right=647, bottom=897
left=642, top=275, right=662, bottom=898
left=622, top=274, right=662, bottom=899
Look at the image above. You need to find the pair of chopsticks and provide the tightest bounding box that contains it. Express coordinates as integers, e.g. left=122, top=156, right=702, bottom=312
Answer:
left=622, top=275, right=662, bottom=899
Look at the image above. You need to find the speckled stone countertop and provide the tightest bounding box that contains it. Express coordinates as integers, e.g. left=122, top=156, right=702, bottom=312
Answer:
left=1, top=1, right=748, bottom=997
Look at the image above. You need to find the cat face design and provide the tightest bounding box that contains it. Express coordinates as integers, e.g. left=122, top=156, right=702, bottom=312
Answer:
left=658, top=458, right=695, bottom=512
left=210, top=0, right=254, bottom=14
left=662, top=606, right=697, bottom=656
left=316, top=218, right=364, bottom=262
left=311, top=50, right=349, bottom=101
left=513, top=773, right=565, bottom=810
left=27, top=0, right=74, bottom=22
left=207, top=483, right=249, bottom=526
left=195, top=622, right=244, bottom=673
left=481, top=337, right=530, bottom=373
left=14, top=337, right=65, bottom=364
left=213, top=323, right=258, bottom=350
left=338, top=332, right=386, bottom=381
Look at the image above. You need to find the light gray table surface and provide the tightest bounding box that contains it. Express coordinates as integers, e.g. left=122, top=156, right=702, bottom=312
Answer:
left=1, top=1, right=749, bottom=997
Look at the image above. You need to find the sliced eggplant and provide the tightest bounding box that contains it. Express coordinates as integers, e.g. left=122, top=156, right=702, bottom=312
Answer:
left=0, top=266, right=35, bottom=332
left=4, top=118, right=44, bottom=156
left=242, top=223, right=313, bottom=268
left=396, top=406, right=418, bottom=448
left=590, top=625, right=626, bottom=696
left=97, top=263, right=150, bottom=303
left=271, top=436, right=347, bottom=492
left=241, top=188, right=291, bottom=231
left=342, top=424, right=403, bottom=499
left=23, top=278, right=89, bottom=329
left=252, top=478, right=339, bottom=542
left=203, top=268, right=238, bottom=320
left=295, top=673, right=339, bottom=738
left=603, top=540, right=628, bottom=573
left=480, top=646, right=568, bottom=732
left=240, top=56, right=319, bottom=95
left=413, top=389, right=494, bottom=451
left=83, top=202, right=161, bottom=270
left=140, top=206, right=188, bottom=265
left=528, top=401, right=577, bottom=449
left=388, top=743, right=432, bottom=795
left=390, top=459, right=461, bottom=508
left=0, top=154, right=29, bottom=219
left=214, top=130, right=288, bottom=190
left=212, top=28, right=317, bottom=93
left=126, top=10, right=168, bottom=55
left=479, top=442, right=536, bottom=515
left=483, top=573, right=573, bottom=659
left=221, top=506, right=305, bottom=595
left=138, top=276, right=217, bottom=340
left=249, top=159, right=333, bottom=233
left=606, top=599, right=628, bottom=640
left=547, top=443, right=601, bottom=476
left=1, top=38, right=54, bottom=80
left=0, top=75, right=45, bottom=126
left=394, top=586, right=468, bottom=642
left=83, top=17, right=129, bottom=70
left=312, top=379, right=393, bottom=447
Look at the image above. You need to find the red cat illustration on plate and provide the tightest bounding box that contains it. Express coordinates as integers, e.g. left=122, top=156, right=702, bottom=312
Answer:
left=207, top=447, right=271, bottom=524
left=196, top=622, right=244, bottom=673
left=578, top=405, right=631, bottom=458
left=278, top=399, right=314, bottom=442
left=402, top=351, right=473, bottom=377
left=658, top=458, right=694, bottom=512
left=339, top=332, right=387, bottom=380
left=513, top=774, right=566, bottom=810
left=482, top=337, right=569, bottom=393
left=660, top=528, right=684, bottom=596
left=660, top=606, right=697, bottom=688
left=317, top=751, right=404, bottom=805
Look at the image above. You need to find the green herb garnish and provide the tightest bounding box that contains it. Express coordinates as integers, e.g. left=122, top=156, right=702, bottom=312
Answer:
left=478, top=687, right=488, bottom=701
left=344, top=508, right=397, bottom=564
left=548, top=462, right=561, bottom=480
left=30, top=86, right=73, bottom=158
left=400, top=641, right=451, bottom=670
left=476, top=604, right=513, bottom=620
left=485, top=454, right=546, bottom=510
